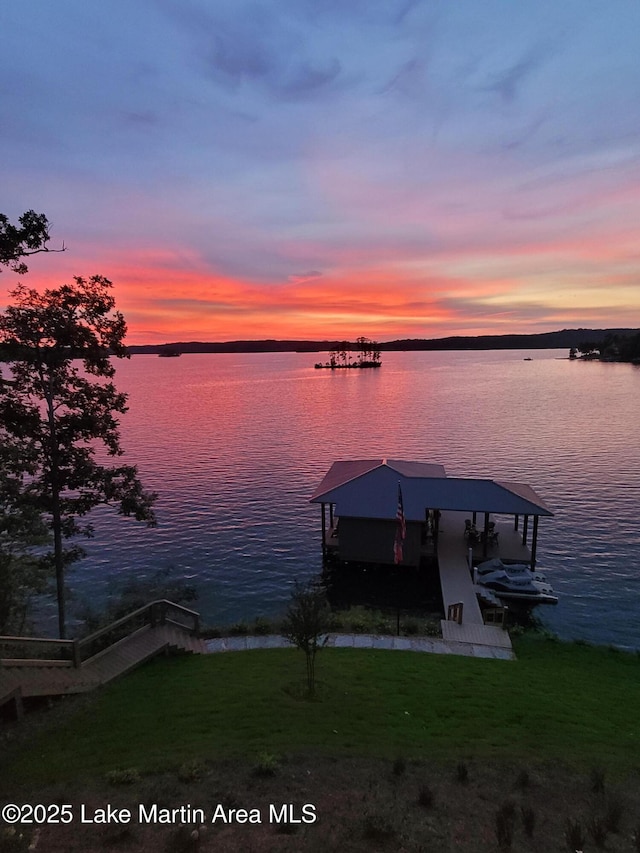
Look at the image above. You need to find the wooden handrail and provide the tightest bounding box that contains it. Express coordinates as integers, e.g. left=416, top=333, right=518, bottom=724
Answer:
left=0, top=636, right=76, bottom=667
left=76, top=599, right=199, bottom=650
left=1, top=599, right=200, bottom=668
left=0, top=635, right=75, bottom=647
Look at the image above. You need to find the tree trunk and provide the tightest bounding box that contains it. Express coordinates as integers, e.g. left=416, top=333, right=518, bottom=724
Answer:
left=45, top=383, right=65, bottom=638
left=52, top=501, right=65, bottom=639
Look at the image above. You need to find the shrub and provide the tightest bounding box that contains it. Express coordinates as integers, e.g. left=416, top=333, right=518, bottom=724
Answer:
left=177, top=759, right=206, bottom=783
left=0, top=827, right=31, bottom=853
left=422, top=620, right=441, bottom=637
left=587, top=815, right=608, bottom=848
left=565, top=818, right=585, bottom=851
left=253, top=616, right=272, bottom=635
left=392, top=756, right=406, bottom=777
left=105, top=767, right=141, bottom=785
left=417, top=784, right=434, bottom=808
left=521, top=805, right=535, bottom=837
left=229, top=621, right=249, bottom=636
left=403, top=618, right=420, bottom=636
left=375, top=617, right=393, bottom=634
left=455, top=761, right=469, bottom=783
left=253, top=752, right=280, bottom=777
left=590, top=766, right=605, bottom=793
left=350, top=616, right=368, bottom=633
left=495, top=802, right=515, bottom=850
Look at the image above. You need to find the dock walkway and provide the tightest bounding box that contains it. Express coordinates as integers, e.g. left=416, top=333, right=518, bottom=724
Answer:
left=436, top=512, right=513, bottom=651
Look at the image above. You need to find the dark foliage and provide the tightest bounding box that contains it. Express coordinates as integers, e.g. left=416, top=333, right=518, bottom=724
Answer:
left=0, top=276, right=157, bottom=637
left=0, top=210, right=63, bottom=275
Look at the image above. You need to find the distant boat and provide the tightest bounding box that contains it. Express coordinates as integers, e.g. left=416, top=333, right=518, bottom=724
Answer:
left=523, top=357, right=532, bottom=361
left=158, top=347, right=182, bottom=358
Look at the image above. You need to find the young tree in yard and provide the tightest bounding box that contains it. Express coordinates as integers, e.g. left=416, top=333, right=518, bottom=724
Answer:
left=281, top=580, right=330, bottom=697
left=0, top=276, right=157, bottom=638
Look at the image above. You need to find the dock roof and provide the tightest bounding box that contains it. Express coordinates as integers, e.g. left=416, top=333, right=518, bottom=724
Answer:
left=310, top=459, right=553, bottom=519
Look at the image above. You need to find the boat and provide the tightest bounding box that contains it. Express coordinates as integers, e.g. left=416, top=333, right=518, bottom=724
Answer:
left=475, top=559, right=557, bottom=605
left=476, top=558, right=548, bottom=584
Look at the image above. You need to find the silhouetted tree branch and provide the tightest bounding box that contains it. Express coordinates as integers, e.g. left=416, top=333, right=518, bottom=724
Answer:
left=0, top=210, right=66, bottom=274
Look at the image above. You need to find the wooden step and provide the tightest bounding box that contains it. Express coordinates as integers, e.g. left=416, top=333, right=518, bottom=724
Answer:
left=1, top=623, right=205, bottom=701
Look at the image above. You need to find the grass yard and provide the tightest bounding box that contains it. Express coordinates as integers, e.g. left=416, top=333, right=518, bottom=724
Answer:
left=3, top=635, right=640, bottom=786
left=2, top=635, right=640, bottom=851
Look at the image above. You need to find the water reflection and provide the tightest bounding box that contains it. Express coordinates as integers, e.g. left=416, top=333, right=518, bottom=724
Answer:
left=47, top=350, right=640, bottom=649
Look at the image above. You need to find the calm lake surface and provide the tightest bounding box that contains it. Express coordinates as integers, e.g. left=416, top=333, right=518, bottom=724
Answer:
left=47, top=350, right=640, bottom=650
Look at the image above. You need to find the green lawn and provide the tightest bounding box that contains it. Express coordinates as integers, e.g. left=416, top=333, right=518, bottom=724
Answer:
left=6, top=635, right=640, bottom=787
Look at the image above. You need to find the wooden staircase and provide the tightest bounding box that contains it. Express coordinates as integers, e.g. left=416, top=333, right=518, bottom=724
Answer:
left=0, top=600, right=205, bottom=719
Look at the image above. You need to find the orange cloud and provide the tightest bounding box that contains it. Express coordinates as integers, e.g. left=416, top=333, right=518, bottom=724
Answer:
left=3, top=217, right=639, bottom=345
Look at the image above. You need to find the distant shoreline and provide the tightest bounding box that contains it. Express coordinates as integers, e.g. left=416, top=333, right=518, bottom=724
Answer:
left=128, top=327, right=640, bottom=356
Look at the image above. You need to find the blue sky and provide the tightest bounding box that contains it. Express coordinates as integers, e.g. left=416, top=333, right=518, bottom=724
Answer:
left=2, top=0, right=640, bottom=342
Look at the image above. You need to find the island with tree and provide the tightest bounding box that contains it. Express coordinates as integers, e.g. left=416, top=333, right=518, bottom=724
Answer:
left=314, top=336, right=382, bottom=369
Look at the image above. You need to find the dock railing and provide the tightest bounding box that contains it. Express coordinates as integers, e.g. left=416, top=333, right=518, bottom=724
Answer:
left=0, top=599, right=200, bottom=669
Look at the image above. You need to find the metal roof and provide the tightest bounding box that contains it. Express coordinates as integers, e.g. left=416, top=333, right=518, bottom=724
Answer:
left=309, top=459, right=446, bottom=502
left=310, top=459, right=553, bottom=518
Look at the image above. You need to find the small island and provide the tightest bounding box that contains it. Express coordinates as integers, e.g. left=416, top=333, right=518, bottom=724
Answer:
left=315, top=336, right=381, bottom=369
left=158, top=346, right=182, bottom=358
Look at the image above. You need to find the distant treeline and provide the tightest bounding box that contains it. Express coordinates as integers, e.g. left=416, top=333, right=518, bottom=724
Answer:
left=128, top=328, right=640, bottom=356
left=574, top=330, right=640, bottom=364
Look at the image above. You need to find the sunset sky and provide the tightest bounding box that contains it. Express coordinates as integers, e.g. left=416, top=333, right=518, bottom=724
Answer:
left=2, top=0, right=640, bottom=344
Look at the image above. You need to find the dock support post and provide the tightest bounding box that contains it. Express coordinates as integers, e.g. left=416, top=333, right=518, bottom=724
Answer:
left=531, top=515, right=539, bottom=570
left=482, top=513, right=489, bottom=559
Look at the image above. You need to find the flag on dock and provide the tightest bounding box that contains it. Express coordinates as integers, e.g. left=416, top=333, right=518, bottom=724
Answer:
left=393, top=483, right=406, bottom=564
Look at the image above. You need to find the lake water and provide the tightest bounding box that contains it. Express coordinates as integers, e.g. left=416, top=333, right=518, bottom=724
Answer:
left=42, top=350, right=640, bottom=650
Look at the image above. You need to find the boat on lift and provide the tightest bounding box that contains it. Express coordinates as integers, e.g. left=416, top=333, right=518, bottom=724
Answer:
left=475, top=559, right=557, bottom=605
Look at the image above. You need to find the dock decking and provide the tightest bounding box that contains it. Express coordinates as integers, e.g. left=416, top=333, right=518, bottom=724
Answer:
left=437, top=512, right=514, bottom=652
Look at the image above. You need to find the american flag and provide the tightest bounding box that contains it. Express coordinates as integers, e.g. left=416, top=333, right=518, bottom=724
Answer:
left=393, top=483, right=406, bottom=564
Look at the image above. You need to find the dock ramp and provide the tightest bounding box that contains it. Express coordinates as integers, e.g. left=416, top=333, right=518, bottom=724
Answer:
left=437, top=514, right=512, bottom=652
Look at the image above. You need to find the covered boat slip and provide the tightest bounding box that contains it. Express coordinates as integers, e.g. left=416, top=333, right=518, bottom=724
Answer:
left=311, top=459, right=552, bottom=569
left=311, top=460, right=553, bottom=651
